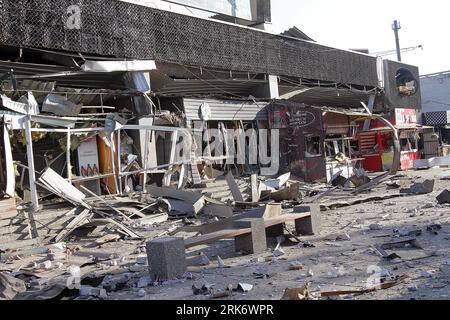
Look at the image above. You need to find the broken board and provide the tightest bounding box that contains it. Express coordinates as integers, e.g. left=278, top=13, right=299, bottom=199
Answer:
left=225, top=172, right=244, bottom=202
left=184, top=212, right=310, bottom=248
left=146, top=186, right=205, bottom=214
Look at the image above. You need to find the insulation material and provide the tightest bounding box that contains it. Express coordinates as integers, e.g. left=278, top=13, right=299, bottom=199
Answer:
left=17, top=92, right=40, bottom=115
left=42, top=95, right=82, bottom=117
left=183, top=98, right=268, bottom=121
left=1, top=95, right=32, bottom=115
left=81, top=60, right=156, bottom=72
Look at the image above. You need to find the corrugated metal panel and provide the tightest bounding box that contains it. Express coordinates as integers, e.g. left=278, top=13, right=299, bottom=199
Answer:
left=183, top=98, right=268, bottom=121
left=0, top=61, right=127, bottom=89
left=155, top=79, right=264, bottom=97
left=281, top=86, right=373, bottom=108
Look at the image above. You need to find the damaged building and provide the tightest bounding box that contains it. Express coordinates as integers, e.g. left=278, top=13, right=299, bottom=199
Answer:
left=0, top=0, right=438, bottom=301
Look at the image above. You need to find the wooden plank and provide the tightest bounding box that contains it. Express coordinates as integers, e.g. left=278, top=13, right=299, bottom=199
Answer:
left=351, top=172, right=391, bottom=195
left=320, top=274, right=410, bottom=297
left=94, top=210, right=142, bottom=239
left=54, top=208, right=92, bottom=243
left=225, top=172, right=244, bottom=202
left=184, top=213, right=310, bottom=248
left=184, top=228, right=251, bottom=248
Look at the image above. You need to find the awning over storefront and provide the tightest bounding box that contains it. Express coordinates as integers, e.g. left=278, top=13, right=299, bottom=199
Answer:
left=183, top=98, right=268, bottom=121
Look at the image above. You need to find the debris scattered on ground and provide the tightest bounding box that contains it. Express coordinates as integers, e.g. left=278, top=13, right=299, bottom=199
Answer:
left=369, top=224, right=383, bottom=231
left=336, top=233, right=351, bottom=241
left=79, top=286, right=108, bottom=299
left=436, top=190, right=450, bottom=204
left=320, top=274, right=410, bottom=297
left=192, top=282, right=214, bottom=296
left=237, top=283, right=253, bottom=293
left=281, top=283, right=310, bottom=300
left=217, top=256, right=227, bottom=269
left=408, top=285, right=418, bottom=292
left=0, top=272, right=27, bottom=300
left=427, top=224, right=442, bottom=235
left=288, top=261, right=304, bottom=271
left=400, top=180, right=435, bottom=195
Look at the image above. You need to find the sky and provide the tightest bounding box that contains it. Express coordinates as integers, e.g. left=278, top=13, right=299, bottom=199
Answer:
left=271, top=0, right=448, bottom=75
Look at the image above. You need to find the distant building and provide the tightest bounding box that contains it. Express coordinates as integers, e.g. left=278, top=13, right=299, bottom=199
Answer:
left=420, top=71, right=450, bottom=113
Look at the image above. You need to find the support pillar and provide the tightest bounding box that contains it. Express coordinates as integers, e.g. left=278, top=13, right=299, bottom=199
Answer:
left=234, top=218, right=267, bottom=254
left=24, top=117, right=39, bottom=238
left=293, top=204, right=322, bottom=235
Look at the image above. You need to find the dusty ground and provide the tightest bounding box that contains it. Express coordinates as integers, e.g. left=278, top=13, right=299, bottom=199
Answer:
left=106, top=168, right=450, bottom=301
left=1, top=168, right=449, bottom=300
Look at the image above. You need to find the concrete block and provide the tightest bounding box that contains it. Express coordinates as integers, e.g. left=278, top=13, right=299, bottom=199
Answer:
left=401, top=179, right=435, bottom=195
left=234, top=218, right=267, bottom=254
left=293, top=204, right=322, bottom=235
left=146, top=237, right=186, bottom=280
left=436, top=189, right=450, bottom=204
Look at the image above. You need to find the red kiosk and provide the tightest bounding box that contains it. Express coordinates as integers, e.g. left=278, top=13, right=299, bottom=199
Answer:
left=357, top=109, right=420, bottom=172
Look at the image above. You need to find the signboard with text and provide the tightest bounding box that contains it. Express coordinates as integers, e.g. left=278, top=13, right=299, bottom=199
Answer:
left=395, top=109, right=417, bottom=127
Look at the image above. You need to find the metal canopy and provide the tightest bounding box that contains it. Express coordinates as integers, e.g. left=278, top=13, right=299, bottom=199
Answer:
left=182, top=98, right=268, bottom=121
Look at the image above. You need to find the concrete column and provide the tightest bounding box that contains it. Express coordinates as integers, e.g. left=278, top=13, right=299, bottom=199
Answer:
left=24, top=117, right=38, bottom=212
left=234, top=218, right=267, bottom=254
left=293, top=204, right=322, bottom=235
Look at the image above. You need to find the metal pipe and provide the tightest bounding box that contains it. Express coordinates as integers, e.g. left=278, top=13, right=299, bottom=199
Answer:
left=117, top=129, right=123, bottom=195
left=66, top=127, right=72, bottom=183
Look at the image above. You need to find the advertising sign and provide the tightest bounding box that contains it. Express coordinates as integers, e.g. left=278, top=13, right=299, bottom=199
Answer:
left=395, top=109, right=417, bottom=127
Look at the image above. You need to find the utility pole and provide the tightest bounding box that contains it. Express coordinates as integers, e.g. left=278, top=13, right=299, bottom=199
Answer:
left=392, top=20, right=402, bottom=62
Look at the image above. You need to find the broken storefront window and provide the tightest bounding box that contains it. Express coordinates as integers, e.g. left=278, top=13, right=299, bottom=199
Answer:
left=305, top=135, right=322, bottom=158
